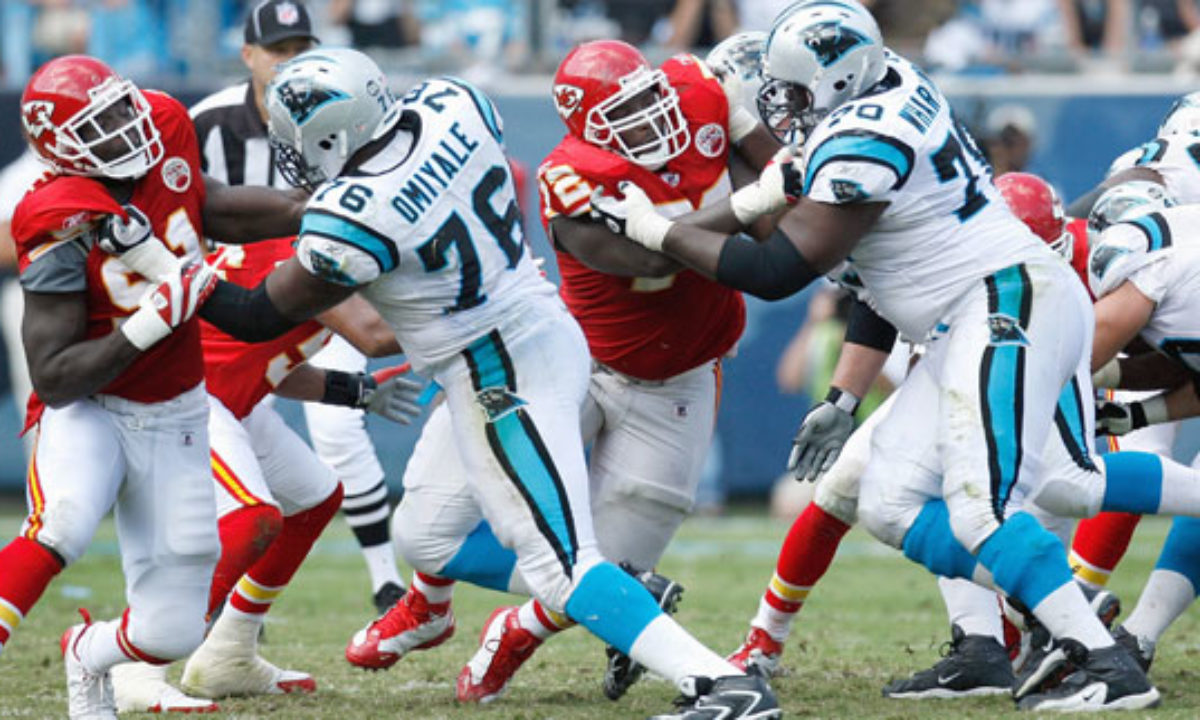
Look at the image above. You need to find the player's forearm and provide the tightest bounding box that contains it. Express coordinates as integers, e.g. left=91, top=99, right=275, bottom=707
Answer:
left=1165, top=382, right=1200, bottom=422
left=31, top=334, right=142, bottom=407
left=199, top=280, right=299, bottom=342
left=202, top=179, right=306, bottom=244
left=273, top=363, right=326, bottom=403
left=317, top=296, right=403, bottom=358
left=829, top=340, right=890, bottom=401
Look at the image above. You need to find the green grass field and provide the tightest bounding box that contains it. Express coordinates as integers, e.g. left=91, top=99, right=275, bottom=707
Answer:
left=1, top=500, right=1197, bottom=719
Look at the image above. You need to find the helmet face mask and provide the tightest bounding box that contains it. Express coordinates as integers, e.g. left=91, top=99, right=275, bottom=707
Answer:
left=266, top=48, right=400, bottom=192
left=759, top=0, right=886, bottom=144
left=554, top=40, right=690, bottom=169
left=22, top=56, right=163, bottom=179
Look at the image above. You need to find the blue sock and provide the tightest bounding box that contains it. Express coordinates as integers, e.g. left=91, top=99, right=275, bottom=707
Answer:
left=976, top=511, right=1072, bottom=609
left=1155, top=516, right=1200, bottom=590
left=1102, top=451, right=1163, bottom=514
left=437, top=521, right=518, bottom=592
left=901, top=500, right=979, bottom=579
left=565, top=562, right=663, bottom=655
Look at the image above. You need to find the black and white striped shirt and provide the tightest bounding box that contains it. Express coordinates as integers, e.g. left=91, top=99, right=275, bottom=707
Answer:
left=190, top=81, right=292, bottom=190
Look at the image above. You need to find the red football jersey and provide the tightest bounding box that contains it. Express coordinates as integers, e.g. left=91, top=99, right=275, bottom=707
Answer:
left=1066, top=217, right=1091, bottom=297
left=538, top=54, right=745, bottom=381
left=14, top=91, right=208, bottom=426
left=201, top=239, right=329, bottom=419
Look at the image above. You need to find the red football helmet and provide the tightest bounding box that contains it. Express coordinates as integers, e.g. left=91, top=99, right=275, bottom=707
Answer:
left=994, top=172, right=1072, bottom=261
left=552, top=40, right=690, bottom=169
left=21, top=55, right=163, bottom=179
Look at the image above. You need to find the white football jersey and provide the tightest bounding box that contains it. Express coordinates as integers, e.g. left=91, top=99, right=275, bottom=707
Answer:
left=1094, top=205, right=1200, bottom=373
left=798, top=51, right=1050, bottom=341
left=294, top=78, right=554, bottom=374
left=1116, top=132, right=1200, bottom=203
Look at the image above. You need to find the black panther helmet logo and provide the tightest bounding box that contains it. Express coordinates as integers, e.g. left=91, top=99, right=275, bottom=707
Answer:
left=276, top=80, right=349, bottom=126
left=802, top=21, right=870, bottom=68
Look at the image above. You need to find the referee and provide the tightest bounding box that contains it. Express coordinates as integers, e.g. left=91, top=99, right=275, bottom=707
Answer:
left=190, top=0, right=408, bottom=611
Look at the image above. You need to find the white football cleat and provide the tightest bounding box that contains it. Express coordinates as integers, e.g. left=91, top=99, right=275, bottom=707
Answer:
left=112, top=661, right=218, bottom=713
left=181, top=613, right=315, bottom=698
left=61, top=611, right=117, bottom=720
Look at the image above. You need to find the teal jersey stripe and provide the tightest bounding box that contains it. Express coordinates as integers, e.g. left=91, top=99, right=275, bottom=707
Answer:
left=446, top=77, right=503, bottom=142
left=301, top=211, right=398, bottom=273
left=1130, top=213, right=1171, bottom=251
left=990, top=265, right=1028, bottom=323
left=804, top=132, right=913, bottom=195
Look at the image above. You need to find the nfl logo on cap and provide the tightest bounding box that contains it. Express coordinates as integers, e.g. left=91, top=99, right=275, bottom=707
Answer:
left=276, top=1, right=299, bottom=25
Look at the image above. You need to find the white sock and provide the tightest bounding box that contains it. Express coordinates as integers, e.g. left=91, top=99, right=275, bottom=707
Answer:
left=78, top=620, right=130, bottom=673
left=411, top=573, right=455, bottom=605
left=517, top=600, right=572, bottom=640
left=1032, top=582, right=1115, bottom=650
left=628, top=615, right=740, bottom=689
left=361, top=544, right=403, bottom=593
left=1123, top=569, right=1196, bottom=645
left=938, top=577, right=1004, bottom=642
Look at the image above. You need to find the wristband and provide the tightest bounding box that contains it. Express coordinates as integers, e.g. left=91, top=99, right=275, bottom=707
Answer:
left=119, top=304, right=170, bottom=351
left=729, top=182, right=782, bottom=225
left=826, top=387, right=861, bottom=415
left=1136, top=395, right=1169, bottom=428
left=1092, top=357, right=1121, bottom=389
left=323, top=370, right=372, bottom=408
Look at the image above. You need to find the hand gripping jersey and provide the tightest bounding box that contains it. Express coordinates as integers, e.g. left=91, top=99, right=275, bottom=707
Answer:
left=1092, top=205, right=1200, bottom=373
left=291, top=77, right=552, bottom=376
left=13, top=91, right=207, bottom=424
left=201, top=238, right=330, bottom=419
left=538, top=54, right=746, bottom=380
left=796, top=51, right=1049, bottom=341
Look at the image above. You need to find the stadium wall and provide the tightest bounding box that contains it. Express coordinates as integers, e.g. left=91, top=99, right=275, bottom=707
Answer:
left=0, top=85, right=1187, bottom=496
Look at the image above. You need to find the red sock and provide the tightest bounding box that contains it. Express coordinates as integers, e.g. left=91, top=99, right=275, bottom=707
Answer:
left=775, top=503, right=851, bottom=590
left=229, top=485, right=343, bottom=616
left=1069, top=512, right=1142, bottom=588
left=208, top=505, right=284, bottom=616
left=0, top=537, right=64, bottom=654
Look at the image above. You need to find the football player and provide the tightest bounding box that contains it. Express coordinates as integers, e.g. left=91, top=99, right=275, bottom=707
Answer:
left=0, top=55, right=303, bottom=719
left=448, top=36, right=787, bottom=703
left=173, top=47, right=779, bottom=719
left=599, top=1, right=1161, bottom=710
left=110, top=230, right=421, bottom=711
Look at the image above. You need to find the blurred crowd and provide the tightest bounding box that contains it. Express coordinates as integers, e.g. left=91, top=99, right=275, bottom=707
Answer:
left=5, top=0, right=1200, bottom=92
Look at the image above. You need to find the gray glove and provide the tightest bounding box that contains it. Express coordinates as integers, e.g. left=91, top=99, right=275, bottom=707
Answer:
left=787, top=390, right=858, bottom=483
left=1094, top=399, right=1147, bottom=437
left=361, top=365, right=424, bottom=424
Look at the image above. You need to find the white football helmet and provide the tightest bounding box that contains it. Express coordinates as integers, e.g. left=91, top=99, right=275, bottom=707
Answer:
left=757, top=0, right=886, bottom=144
left=266, top=47, right=402, bottom=191
left=1086, top=180, right=1176, bottom=243
left=705, top=31, right=767, bottom=114
left=1158, top=91, right=1200, bottom=136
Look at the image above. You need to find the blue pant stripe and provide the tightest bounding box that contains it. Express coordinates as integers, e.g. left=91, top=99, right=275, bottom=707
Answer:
left=980, top=267, right=1030, bottom=519
left=439, top=521, right=518, bottom=593
left=1054, top=377, right=1097, bottom=471
left=463, top=331, right=579, bottom=576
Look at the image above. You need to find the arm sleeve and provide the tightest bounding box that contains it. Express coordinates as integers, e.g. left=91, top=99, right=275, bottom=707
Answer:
left=714, top=229, right=821, bottom=300
left=844, top=297, right=898, bottom=353
left=198, top=280, right=299, bottom=342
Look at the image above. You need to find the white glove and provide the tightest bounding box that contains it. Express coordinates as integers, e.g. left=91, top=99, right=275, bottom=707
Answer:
left=98, top=205, right=182, bottom=282
left=787, top=389, right=859, bottom=483
left=1095, top=395, right=1167, bottom=437
left=589, top=182, right=674, bottom=252
left=121, top=262, right=218, bottom=351
left=360, top=365, right=424, bottom=424
left=729, top=145, right=802, bottom=225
